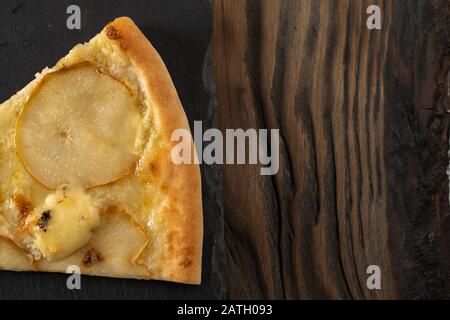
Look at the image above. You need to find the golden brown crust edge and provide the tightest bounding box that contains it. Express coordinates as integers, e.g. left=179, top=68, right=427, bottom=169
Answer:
left=103, top=17, right=203, bottom=285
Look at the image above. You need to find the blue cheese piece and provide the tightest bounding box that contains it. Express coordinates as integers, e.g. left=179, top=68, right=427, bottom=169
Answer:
left=27, top=185, right=100, bottom=261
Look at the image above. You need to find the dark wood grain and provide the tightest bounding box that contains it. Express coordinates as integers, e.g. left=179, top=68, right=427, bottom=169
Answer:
left=213, top=0, right=450, bottom=299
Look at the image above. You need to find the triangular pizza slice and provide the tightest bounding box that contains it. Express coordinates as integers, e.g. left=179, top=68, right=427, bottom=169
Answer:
left=0, top=17, right=203, bottom=285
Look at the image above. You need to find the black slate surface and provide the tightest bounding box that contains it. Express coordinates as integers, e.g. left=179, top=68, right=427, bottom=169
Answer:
left=0, top=0, right=225, bottom=299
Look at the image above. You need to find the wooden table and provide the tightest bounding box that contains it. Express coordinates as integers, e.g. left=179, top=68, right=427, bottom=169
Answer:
left=213, top=0, right=450, bottom=299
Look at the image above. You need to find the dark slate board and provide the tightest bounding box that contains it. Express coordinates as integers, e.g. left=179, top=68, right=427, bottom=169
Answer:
left=0, top=0, right=225, bottom=299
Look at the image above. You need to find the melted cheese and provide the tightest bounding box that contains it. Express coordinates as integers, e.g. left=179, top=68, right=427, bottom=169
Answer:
left=28, top=185, right=100, bottom=262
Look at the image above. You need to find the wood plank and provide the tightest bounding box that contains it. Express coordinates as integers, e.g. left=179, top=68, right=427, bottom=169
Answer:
left=213, top=0, right=450, bottom=299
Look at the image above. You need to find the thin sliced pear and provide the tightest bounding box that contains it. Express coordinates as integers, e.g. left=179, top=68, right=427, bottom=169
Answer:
left=0, top=236, right=34, bottom=271
left=16, top=63, right=141, bottom=189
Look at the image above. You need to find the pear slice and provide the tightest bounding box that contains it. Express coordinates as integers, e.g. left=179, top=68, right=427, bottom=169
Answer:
left=15, top=63, right=141, bottom=189
left=0, top=237, right=35, bottom=271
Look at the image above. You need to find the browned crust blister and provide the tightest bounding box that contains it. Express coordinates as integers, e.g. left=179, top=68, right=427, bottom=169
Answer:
left=103, top=17, right=203, bottom=285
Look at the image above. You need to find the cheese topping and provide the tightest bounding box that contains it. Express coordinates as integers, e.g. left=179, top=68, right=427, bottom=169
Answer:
left=28, top=185, right=100, bottom=261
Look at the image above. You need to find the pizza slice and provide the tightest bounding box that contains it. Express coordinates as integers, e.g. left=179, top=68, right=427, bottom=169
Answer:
left=0, top=17, right=203, bottom=285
